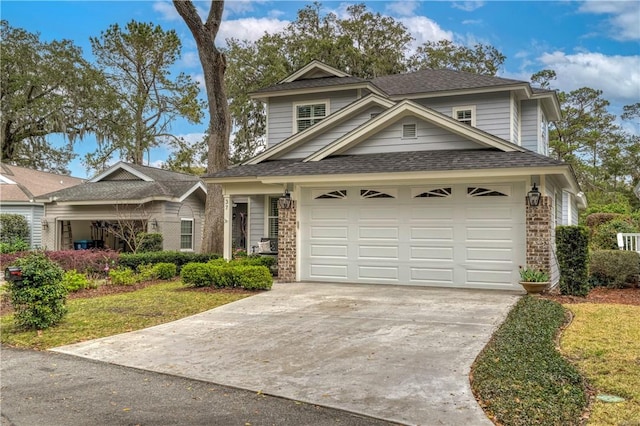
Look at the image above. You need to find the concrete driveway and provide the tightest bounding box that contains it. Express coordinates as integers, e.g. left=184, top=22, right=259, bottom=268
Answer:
left=53, top=283, right=519, bottom=426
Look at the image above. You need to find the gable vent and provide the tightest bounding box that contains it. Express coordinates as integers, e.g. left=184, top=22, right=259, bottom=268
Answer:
left=402, top=123, right=417, bottom=139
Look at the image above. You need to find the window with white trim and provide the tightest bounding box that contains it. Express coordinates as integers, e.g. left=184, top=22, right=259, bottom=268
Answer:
left=452, top=106, right=476, bottom=126
left=315, top=190, right=348, bottom=199
left=267, top=196, right=279, bottom=240
left=360, top=189, right=396, bottom=199
left=402, top=123, right=417, bottom=139
left=414, top=187, right=452, bottom=198
left=180, top=219, right=194, bottom=250
left=294, top=101, right=327, bottom=132
left=467, top=187, right=509, bottom=197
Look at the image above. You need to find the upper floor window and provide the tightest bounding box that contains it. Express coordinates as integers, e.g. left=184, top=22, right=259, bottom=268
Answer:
left=452, top=106, right=476, bottom=126
left=294, top=101, right=327, bottom=132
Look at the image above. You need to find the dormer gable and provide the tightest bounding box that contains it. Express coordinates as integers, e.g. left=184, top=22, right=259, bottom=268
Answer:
left=279, top=60, right=351, bottom=83
left=90, top=162, right=153, bottom=183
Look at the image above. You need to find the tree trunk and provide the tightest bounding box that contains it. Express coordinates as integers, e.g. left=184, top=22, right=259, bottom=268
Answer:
left=173, top=0, right=230, bottom=254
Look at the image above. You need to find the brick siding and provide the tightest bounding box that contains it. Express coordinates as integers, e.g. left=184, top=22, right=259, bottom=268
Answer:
left=526, top=196, right=552, bottom=274
left=277, top=200, right=297, bottom=282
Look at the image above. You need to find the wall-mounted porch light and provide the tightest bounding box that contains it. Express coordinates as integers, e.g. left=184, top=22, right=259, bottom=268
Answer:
left=41, top=218, right=49, bottom=230
left=278, top=189, right=293, bottom=209
left=150, top=218, right=159, bottom=231
left=526, top=183, right=541, bottom=207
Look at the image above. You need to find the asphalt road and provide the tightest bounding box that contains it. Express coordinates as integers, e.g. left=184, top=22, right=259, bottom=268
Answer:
left=0, top=346, right=395, bottom=426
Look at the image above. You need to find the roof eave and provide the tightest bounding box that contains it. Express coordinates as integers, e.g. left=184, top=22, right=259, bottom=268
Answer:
left=250, top=82, right=387, bottom=101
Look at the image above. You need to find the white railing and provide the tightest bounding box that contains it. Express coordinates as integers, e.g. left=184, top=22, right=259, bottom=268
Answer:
left=617, top=233, right=640, bottom=253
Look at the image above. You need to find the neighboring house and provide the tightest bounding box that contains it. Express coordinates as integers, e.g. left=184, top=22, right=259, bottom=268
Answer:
left=0, top=164, right=84, bottom=248
left=35, top=162, right=206, bottom=252
left=205, top=60, right=586, bottom=290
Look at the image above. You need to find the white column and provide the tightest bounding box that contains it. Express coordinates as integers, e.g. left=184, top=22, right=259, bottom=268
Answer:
left=223, top=195, right=232, bottom=260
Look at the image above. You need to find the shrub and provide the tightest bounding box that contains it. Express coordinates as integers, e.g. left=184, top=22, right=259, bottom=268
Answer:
left=180, top=262, right=213, bottom=287
left=590, top=219, right=638, bottom=250
left=136, top=263, right=158, bottom=282
left=61, top=270, right=93, bottom=292
left=209, top=265, right=234, bottom=288
left=137, top=232, right=163, bottom=252
left=231, top=265, right=272, bottom=290
left=109, top=267, right=138, bottom=286
left=235, top=255, right=277, bottom=269
left=585, top=212, right=623, bottom=228
left=0, top=213, right=30, bottom=244
left=0, top=239, right=30, bottom=254
left=153, top=262, right=177, bottom=280
left=9, top=252, right=67, bottom=330
left=45, top=249, right=119, bottom=276
left=556, top=226, right=590, bottom=296
left=590, top=250, right=640, bottom=288
left=119, top=251, right=219, bottom=272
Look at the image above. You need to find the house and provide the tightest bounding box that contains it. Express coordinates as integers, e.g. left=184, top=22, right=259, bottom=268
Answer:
left=0, top=164, right=84, bottom=248
left=35, top=162, right=206, bottom=252
left=204, top=60, right=585, bottom=290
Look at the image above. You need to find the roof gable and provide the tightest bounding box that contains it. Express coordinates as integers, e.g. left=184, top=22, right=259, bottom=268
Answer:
left=280, top=60, right=351, bottom=83
left=0, top=164, right=83, bottom=202
left=304, top=100, right=524, bottom=162
left=246, top=94, right=395, bottom=165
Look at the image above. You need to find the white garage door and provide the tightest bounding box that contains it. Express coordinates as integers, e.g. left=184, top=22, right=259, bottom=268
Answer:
left=300, top=184, right=525, bottom=290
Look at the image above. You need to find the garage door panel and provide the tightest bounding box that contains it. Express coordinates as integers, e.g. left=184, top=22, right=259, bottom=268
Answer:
left=466, top=269, right=513, bottom=285
left=358, top=245, right=399, bottom=260
left=310, top=244, right=348, bottom=258
left=359, top=207, right=398, bottom=221
left=310, top=226, right=348, bottom=239
left=466, top=247, right=513, bottom=262
left=358, top=265, right=399, bottom=280
left=410, top=246, right=454, bottom=260
left=410, top=207, right=454, bottom=220
left=466, top=207, right=517, bottom=220
left=309, top=264, right=348, bottom=279
left=310, top=207, right=349, bottom=220
left=359, top=226, right=399, bottom=240
left=410, top=227, right=454, bottom=241
left=466, top=227, right=514, bottom=242
left=410, top=267, right=454, bottom=284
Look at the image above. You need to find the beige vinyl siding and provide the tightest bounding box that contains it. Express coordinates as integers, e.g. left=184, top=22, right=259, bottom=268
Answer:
left=416, top=92, right=512, bottom=141
left=249, top=195, right=265, bottom=253
left=520, top=100, right=539, bottom=152
left=343, top=117, right=480, bottom=155
left=267, top=90, right=359, bottom=147
left=276, top=106, right=384, bottom=159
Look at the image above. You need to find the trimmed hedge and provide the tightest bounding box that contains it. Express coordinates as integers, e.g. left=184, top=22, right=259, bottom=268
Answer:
left=556, top=226, right=590, bottom=296
left=471, top=297, right=587, bottom=425
left=153, top=262, right=177, bottom=280
left=590, top=250, right=640, bottom=288
left=584, top=212, right=623, bottom=228
left=590, top=219, right=638, bottom=250
left=0, top=213, right=29, bottom=244
left=119, top=251, right=218, bottom=272
left=180, top=262, right=272, bottom=290
left=137, top=232, right=163, bottom=252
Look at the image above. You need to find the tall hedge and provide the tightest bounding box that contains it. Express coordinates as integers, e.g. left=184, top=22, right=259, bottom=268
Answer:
left=556, top=226, right=590, bottom=296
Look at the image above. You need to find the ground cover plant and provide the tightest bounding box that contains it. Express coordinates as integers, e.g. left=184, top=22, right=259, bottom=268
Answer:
left=561, top=303, right=640, bottom=425
left=471, top=296, right=587, bottom=425
left=0, top=280, right=252, bottom=350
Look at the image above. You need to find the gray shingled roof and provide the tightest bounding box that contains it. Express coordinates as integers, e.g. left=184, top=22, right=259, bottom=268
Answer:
left=371, top=69, right=526, bottom=96
left=254, top=68, right=531, bottom=97
left=37, top=180, right=200, bottom=202
left=253, top=76, right=368, bottom=94
left=206, top=149, right=566, bottom=180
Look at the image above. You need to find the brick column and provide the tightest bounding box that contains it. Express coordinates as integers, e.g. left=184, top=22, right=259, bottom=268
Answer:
left=278, top=200, right=297, bottom=282
left=526, top=196, right=552, bottom=274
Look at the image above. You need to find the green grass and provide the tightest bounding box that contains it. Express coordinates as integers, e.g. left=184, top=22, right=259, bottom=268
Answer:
left=0, top=281, right=251, bottom=350
left=471, top=296, right=587, bottom=425
left=561, top=303, right=640, bottom=426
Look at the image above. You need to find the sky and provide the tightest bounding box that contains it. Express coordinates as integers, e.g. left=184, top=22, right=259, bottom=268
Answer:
left=2, top=0, right=639, bottom=178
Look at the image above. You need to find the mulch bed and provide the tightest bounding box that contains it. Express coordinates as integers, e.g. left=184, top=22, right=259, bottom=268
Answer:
left=542, top=287, right=640, bottom=306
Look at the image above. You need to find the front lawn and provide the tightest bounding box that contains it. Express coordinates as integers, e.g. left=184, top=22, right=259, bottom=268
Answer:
left=561, top=303, right=640, bottom=425
left=0, top=280, right=252, bottom=350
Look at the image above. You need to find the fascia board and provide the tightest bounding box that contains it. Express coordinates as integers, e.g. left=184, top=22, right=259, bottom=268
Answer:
left=203, top=176, right=260, bottom=184
left=305, top=100, right=522, bottom=162
left=387, top=83, right=529, bottom=101
left=89, top=162, right=153, bottom=183
left=245, top=94, right=396, bottom=165
left=250, top=82, right=387, bottom=101
left=280, top=60, right=350, bottom=83
left=54, top=196, right=173, bottom=206
left=256, top=165, right=574, bottom=185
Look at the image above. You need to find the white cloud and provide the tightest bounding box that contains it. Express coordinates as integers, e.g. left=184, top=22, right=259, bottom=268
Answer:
left=451, top=1, right=486, bottom=12
left=219, top=17, right=289, bottom=43
left=398, top=16, right=454, bottom=50
left=385, top=0, right=420, bottom=17
left=462, top=19, right=482, bottom=25
left=537, top=51, right=640, bottom=103
left=153, top=1, right=209, bottom=22
left=179, top=51, right=200, bottom=68
left=578, top=0, right=640, bottom=41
